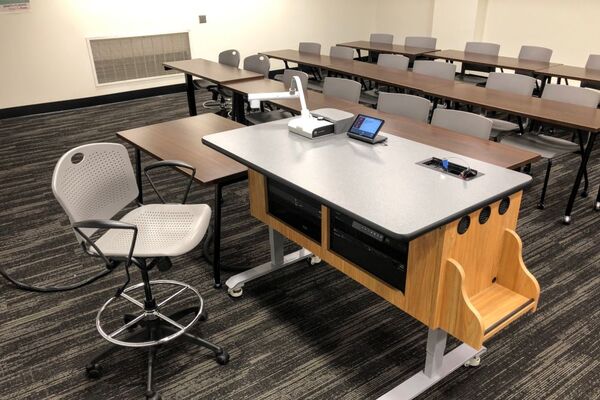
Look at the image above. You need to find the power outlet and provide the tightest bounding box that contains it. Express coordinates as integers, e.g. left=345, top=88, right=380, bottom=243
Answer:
left=198, top=15, right=207, bottom=24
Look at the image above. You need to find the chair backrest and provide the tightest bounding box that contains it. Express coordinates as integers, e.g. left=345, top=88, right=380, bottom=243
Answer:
left=52, top=143, right=138, bottom=240
left=282, top=69, right=309, bottom=91
left=329, top=46, right=354, bottom=60
left=322, top=77, right=362, bottom=103
left=218, top=49, right=240, bottom=68
left=370, top=33, right=394, bottom=44
left=377, top=54, right=409, bottom=71
left=518, top=45, right=552, bottom=62
left=464, top=42, right=500, bottom=56
left=405, top=36, right=437, bottom=49
left=431, top=108, right=493, bottom=139
left=541, top=84, right=600, bottom=108
left=585, top=54, right=600, bottom=71
left=413, top=60, right=456, bottom=80
left=485, top=72, right=536, bottom=96
left=377, top=92, right=431, bottom=123
left=243, top=54, right=270, bottom=77
left=299, top=42, right=321, bottom=55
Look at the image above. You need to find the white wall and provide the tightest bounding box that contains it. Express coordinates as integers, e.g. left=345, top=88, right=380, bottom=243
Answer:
left=0, top=0, right=376, bottom=109
left=375, top=0, right=435, bottom=41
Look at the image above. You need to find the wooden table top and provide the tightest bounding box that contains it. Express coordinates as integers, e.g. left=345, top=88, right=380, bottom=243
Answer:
left=427, top=50, right=561, bottom=73
left=536, top=64, right=600, bottom=84
left=337, top=41, right=438, bottom=56
left=419, top=79, right=600, bottom=132
left=224, top=79, right=540, bottom=169
left=163, top=59, right=263, bottom=84
left=117, top=114, right=247, bottom=184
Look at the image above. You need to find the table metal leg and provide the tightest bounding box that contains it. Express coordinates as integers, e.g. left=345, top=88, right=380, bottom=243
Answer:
left=377, top=328, right=486, bottom=400
left=185, top=73, right=197, bottom=116
left=135, top=148, right=143, bottom=204
left=225, top=227, right=313, bottom=297
left=232, top=92, right=246, bottom=123
left=563, top=133, right=596, bottom=224
left=212, top=182, right=223, bottom=288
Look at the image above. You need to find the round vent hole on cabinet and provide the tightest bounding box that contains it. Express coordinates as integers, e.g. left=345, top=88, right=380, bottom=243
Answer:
left=499, top=197, right=511, bottom=215
left=457, top=216, right=470, bottom=235
left=479, top=206, right=491, bottom=224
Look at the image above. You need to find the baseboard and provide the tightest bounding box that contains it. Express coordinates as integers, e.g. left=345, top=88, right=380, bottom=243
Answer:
left=0, top=83, right=187, bottom=120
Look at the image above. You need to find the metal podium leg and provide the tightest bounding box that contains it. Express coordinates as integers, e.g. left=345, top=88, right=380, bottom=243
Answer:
left=377, top=328, right=486, bottom=400
left=225, top=227, right=313, bottom=297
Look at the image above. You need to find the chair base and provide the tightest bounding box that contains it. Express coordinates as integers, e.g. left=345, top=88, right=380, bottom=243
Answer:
left=86, top=307, right=229, bottom=399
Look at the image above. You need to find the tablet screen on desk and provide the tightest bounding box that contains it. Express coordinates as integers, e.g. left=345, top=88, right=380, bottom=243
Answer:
left=348, top=115, right=385, bottom=139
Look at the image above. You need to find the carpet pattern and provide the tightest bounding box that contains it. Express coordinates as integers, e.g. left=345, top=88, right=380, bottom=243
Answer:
left=0, top=90, right=598, bottom=400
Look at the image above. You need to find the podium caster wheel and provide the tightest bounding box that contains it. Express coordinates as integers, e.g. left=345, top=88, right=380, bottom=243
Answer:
left=228, top=287, right=243, bottom=298
left=464, top=356, right=481, bottom=367
left=200, top=309, right=208, bottom=321
left=216, top=350, right=230, bottom=365
left=85, top=363, right=103, bottom=379
left=307, top=256, right=322, bottom=266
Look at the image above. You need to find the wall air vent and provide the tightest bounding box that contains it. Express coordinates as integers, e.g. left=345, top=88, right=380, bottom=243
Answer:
left=88, top=32, right=190, bottom=85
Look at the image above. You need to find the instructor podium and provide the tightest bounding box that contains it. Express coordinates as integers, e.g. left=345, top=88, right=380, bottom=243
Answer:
left=203, top=118, right=540, bottom=399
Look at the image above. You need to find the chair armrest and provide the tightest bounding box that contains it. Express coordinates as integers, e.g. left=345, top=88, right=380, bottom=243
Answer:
left=73, top=219, right=138, bottom=268
left=144, top=160, right=196, bottom=204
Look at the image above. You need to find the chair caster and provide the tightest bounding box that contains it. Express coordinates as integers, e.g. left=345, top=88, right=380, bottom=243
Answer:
left=216, top=350, right=230, bottom=365
left=200, top=309, right=208, bottom=322
left=595, top=202, right=600, bottom=211
left=228, top=287, right=243, bottom=298
left=581, top=191, right=588, bottom=198
left=85, top=363, right=103, bottom=379
left=536, top=203, right=545, bottom=210
left=464, top=356, right=481, bottom=367
left=146, top=391, right=162, bottom=400
left=562, top=215, right=572, bottom=225
left=306, top=256, right=322, bottom=266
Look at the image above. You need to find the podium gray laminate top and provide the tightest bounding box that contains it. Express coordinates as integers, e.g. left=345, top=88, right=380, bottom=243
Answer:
left=203, top=118, right=531, bottom=240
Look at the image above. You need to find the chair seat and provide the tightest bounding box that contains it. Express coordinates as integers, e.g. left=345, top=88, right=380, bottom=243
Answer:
left=194, top=79, right=214, bottom=89
left=456, top=74, right=488, bottom=85
left=274, top=73, right=284, bottom=82
left=307, top=80, right=324, bottom=92
left=500, top=134, right=578, bottom=159
left=94, top=204, right=211, bottom=258
left=490, top=118, right=520, bottom=132
left=360, top=91, right=379, bottom=106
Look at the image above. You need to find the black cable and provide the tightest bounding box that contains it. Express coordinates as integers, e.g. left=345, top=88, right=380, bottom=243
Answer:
left=0, top=266, right=115, bottom=293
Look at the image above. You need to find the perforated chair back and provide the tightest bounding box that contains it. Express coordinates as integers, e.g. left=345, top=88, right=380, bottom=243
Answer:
left=329, top=46, right=354, bottom=60
left=585, top=54, right=600, bottom=70
left=518, top=45, right=552, bottom=62
left=52, top=143, right=138, bottom=240
left=465, top=42, right=500, bottom=56
left=299, top=42, right=321, bottom=55
left=431, top=109, right=493, bottom=140
left=370, top=33, right=394, bottom=44
left=413, top=60, right=456, bottom=81
left=323, top=77, right=362, bottom=103
left=377, top=93, right=432, bottom=123
left=486, top=72, right=536, bottom=96
left=541, top=84, right=600, bottom=108
left=405, top=36, right=437, bottom=49
left=377, top=54, right=409, bottom=71
left=243, top=54, right=270, bottom=77
left=282, top=70, right=309, bottom=91
left=218, top=49, right=240, bottom=68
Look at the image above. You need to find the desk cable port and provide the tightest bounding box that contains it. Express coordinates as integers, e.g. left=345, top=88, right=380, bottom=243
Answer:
left=417, top=157, right=482, bottom=180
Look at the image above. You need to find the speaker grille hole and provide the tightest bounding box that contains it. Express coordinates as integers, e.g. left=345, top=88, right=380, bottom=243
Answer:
left=479, top=206, right=491, bottom=224
left=457, top=216, right=470, bottom=235
left=499, top=197, right=510, bottom=215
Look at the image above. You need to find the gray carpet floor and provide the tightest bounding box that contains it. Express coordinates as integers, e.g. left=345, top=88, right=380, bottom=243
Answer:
left=0, top=90, right=599, bottom=400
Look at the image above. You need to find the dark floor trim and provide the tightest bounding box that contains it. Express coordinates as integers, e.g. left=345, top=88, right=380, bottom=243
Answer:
left=0, top=83, right=187, bottom=120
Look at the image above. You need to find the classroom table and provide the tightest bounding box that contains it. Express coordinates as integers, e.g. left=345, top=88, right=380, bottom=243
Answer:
left=163, top=59, right=263, bottom=116
left=536, top=64, right=600, bottom=86
left=223, top=78, right=540, bottom=170
left=117, top=113, right=247, bottom=288
left=425, top=49, right=561, bottom=74
left=336, top=40, right=438, bottom=62
left=202, top=117, right=539, bottom=399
